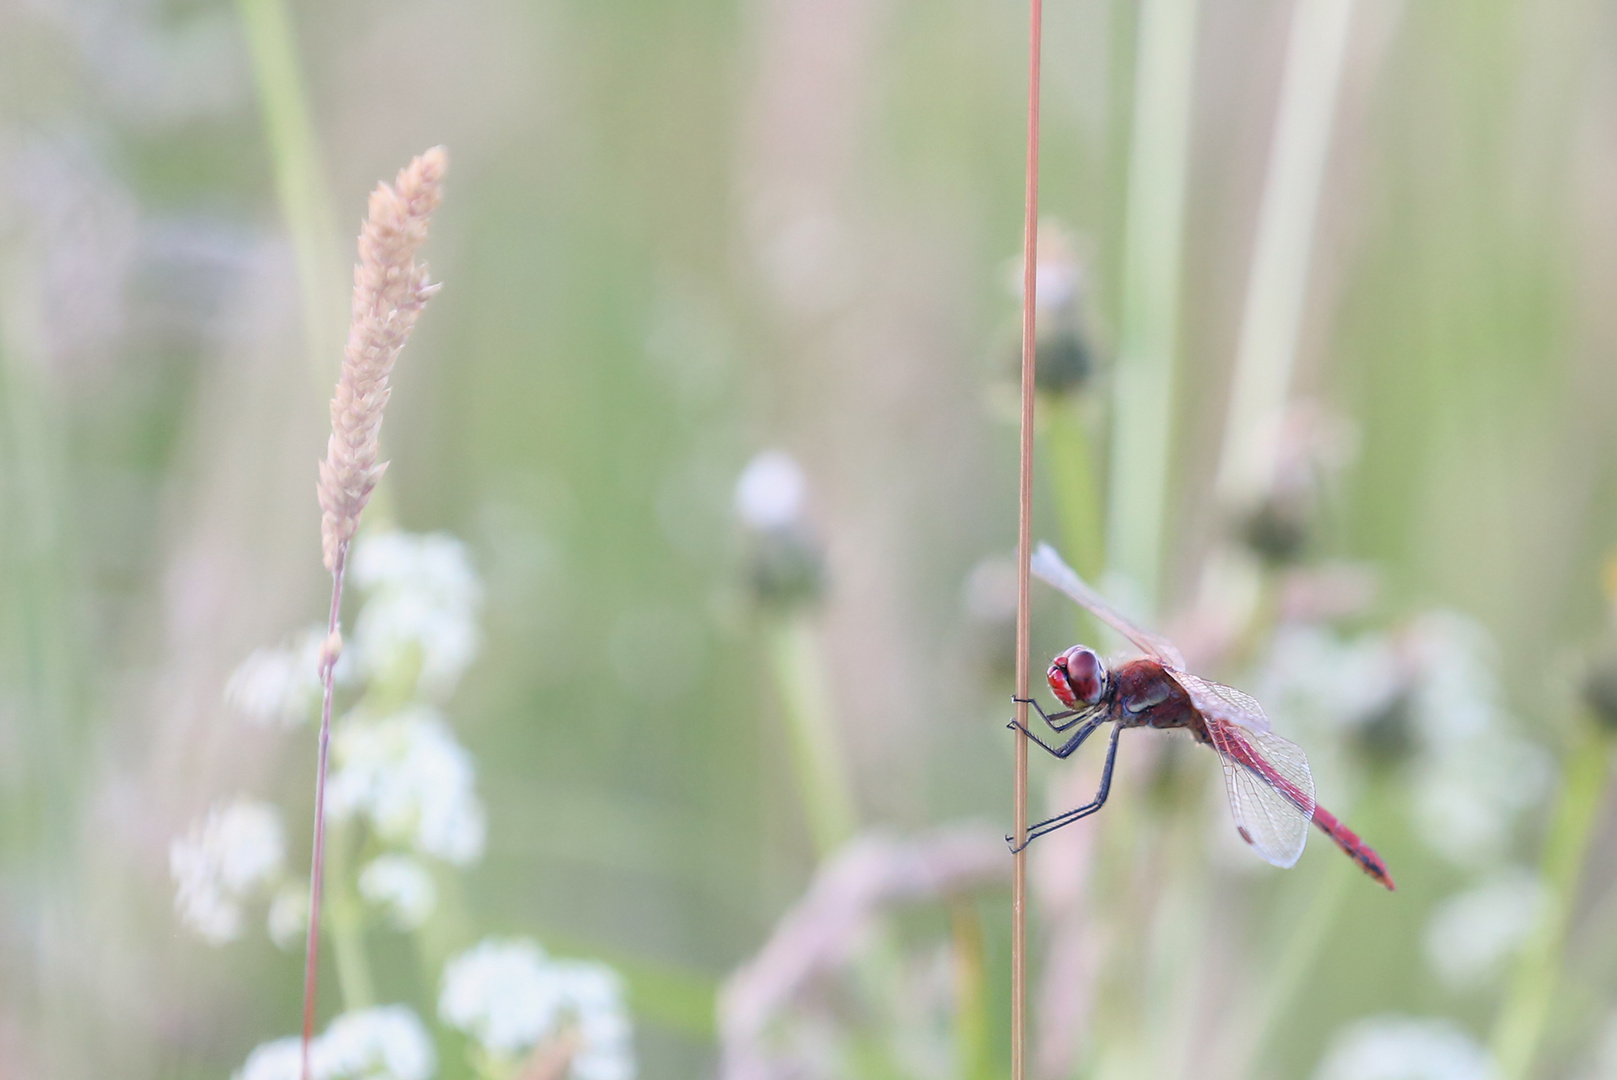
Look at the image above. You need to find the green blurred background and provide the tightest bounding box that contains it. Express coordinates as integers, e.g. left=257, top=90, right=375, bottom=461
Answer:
left=4, top=0, right=1617, bottom=1078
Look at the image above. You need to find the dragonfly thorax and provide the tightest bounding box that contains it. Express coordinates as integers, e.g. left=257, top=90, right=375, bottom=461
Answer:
left=1048, top=645, right=1110, bottom=711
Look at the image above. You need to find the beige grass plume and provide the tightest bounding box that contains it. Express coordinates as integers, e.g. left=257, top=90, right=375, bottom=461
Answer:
left=302, top=146, right=447, bottom=1080
left=317, top=145, right=448, bottom=573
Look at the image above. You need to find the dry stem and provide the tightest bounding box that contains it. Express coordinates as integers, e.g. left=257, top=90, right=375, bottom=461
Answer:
left=1013, top=5, right=1044, bottom=1080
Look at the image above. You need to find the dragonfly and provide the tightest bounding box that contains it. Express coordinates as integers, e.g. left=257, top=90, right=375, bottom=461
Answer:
left=1009, top=542, right=1394, bottom=890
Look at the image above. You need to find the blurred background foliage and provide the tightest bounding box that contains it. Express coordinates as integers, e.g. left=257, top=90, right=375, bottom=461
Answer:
left=4, top=0, right=1617, bottom=1078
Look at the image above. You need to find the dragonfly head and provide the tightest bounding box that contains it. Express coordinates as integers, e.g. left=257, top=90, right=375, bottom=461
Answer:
left=1049, top=645, right=1109, bottom=710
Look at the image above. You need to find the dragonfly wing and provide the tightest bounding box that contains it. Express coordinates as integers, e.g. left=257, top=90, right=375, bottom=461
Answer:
left=1169, top=669, right=1272, bottom=734
left=1030, top=542, right=1187, bottom=669
left=1203, top=718, right=1316, bottom=869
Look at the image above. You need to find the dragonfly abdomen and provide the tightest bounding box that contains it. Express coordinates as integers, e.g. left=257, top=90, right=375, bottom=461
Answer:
left=1311, top=804, right=1396, bottom=891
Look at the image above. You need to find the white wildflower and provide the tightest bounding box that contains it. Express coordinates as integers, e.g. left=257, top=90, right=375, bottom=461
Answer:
left=1313, top=1015, right=1495, bottom=1080
left=555, top=961, right=635, bottom=1080
left=440, top=938, right=565, bottom=1057
left=1256, top=624, right=1402, bottom=733
left=1397, top=613, right=1555, bottom=868
left=1004, top=220, right=1081, bottom=311
left=170, top=799, right=286, bottom=944
left=439, top=938, right=634, bottom=1076
left=1424, top=869, right=1548, bottom=990
left=318, top=1005, right=436, bottom=1080
left=1410, top=735, right=1554, bottom=868
left=267, top=882, right=309, bottom=951
left=235, top=1006, right=435, bottom=1080
left=1407, top=612, right=1507, bottom=748
left=734, top=451, right=805, bottom=531
left=350, top=531, right=482, bottom=699
left=326, top=705, right=487, bottom=865
left=359, top=854, right=437, bottom=930
left=224, top=626, right=330, bottom=727
left=236, top=1036, right=302, bottom=1080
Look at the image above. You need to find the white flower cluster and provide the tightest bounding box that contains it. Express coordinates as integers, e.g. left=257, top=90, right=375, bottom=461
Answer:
left=1312, top=1015, right=1494, bottom=1080
left=1255, top=624, right=1403, bottom=734
left=734, top=451, right=805, bottom=532
left=1423, top=868, right=1548, bottom=991
left=358, top=853, right=438, bottom=930
left=170, top=800, right=286, bottom=944
left=1403, top=612, right=1553, bottom=868
left=224, top=626, right=329, bottom=727
left=349, top=531, right=483, bottom=699
left=267, top=881, right=310, bottom=950
left=236, top=1005, right=436, bottom=1080
left=439, top=938, right=634, bottom=1080
left=327, top=704, right=487, bottom=867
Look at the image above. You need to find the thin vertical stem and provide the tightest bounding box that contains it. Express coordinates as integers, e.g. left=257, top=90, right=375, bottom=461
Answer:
left=1198, top=0, right=1356, bottom=621
left=766, top=615, right=858, bottom=858
left=1013, top=3, right=1044, bottom=1079
left=301, top=550, right=347, bottom=1080
left=1214, top=0, right=1354, bottom=505
left=235, top=0, right=343, bottom=389
left=1490, top=723, right=1611, bottom=1080
left=1106, top=0, right=1200, bottom=611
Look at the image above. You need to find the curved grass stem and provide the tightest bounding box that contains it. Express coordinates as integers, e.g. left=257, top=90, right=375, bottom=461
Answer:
left=322, top=818, right=376, bottom=1011
left=1490, top=720, right=1611, bottom=1080
left=765, top=614, right=857, bottom=859
left=235, top=0, right=343, bottom=388
left=301, top=558, right=347, bottom=1078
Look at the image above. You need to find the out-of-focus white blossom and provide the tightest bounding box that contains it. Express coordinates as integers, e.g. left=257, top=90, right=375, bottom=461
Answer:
left=1423, top=869, right=1547, bottom=989
left=734, top=452, right=806, bottom=531
left=319, top=1006, right=436, bottom=1080
left=359, top=854, right=437, bottom=930
left=1392, top=612, right=1554, bottom=868
left=440, top=938, right=564, bottom=1056
left=236, top=1036, right=302, bottom=1080
left=225, top=626, right=330, bottom=726
left=234, top=1006, right=435, bottom=1080
left=552, top=961, right=634, bottom=1080
left=1256, top=625, right=1401, bottom=733
left=1005, top=220, right=1082, bottom=311
left=1407, top=612, right=1507, bottom=748
left=326, top=705, right=486, bottom=865
left=267, top=882, right=309, bottom=951
left=1410, top=735, right=1554, bottom=868
left=439, top=938, right=634, bottom=1077
left=170, top=800, right=286, bottom=944
left=349, top=531, right=482, bottom=699
left=1312, top=1015, right=1495, bottom=1080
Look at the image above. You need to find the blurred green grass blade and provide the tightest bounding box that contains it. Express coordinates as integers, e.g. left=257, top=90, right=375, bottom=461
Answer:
left=767, top=615, right=858, bottom=858
left=1106, top=0, right=1200, bottom=610
left=235, top=0, right=344, bottom=390
left=543, top=935, right=718, bottom=1040
left=0, top=263, right=81, bottom=856
left=1490, top=722, right=1611, bottom=1079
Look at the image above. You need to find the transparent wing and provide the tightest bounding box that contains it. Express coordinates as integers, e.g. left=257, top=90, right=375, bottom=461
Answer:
left=1203, top=717, right=1315, bottom=869
left=1169, top=669, right=1272, bottom=734
left=1030, top=542, right=1186, bottom=669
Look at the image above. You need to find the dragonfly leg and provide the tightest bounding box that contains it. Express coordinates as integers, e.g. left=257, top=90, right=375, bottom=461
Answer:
left=1007, top=714, right=1103, bottom=759
left=1012, top=695, right=1081, bottom=731
left=1006, top=723, right=1120, bottom=852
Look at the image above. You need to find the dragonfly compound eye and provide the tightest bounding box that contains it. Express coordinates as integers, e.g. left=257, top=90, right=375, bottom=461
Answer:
left=1061, top=646, right=1107, bottom=705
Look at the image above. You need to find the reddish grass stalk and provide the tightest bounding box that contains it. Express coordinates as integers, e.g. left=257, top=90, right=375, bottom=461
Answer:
left=1013, top=3, right=1044, bottom=1080
left=299, top=147, right=447, bottom=1080
left=302, top=560, right=346, bottom=1079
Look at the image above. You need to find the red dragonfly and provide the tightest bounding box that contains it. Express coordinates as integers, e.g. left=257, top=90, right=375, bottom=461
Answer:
left=1011, top=543, right=1394, bottom=890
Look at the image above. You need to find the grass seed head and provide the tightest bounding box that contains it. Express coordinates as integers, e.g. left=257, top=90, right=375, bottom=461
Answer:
left=318, top=146, right=448, bottom=572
